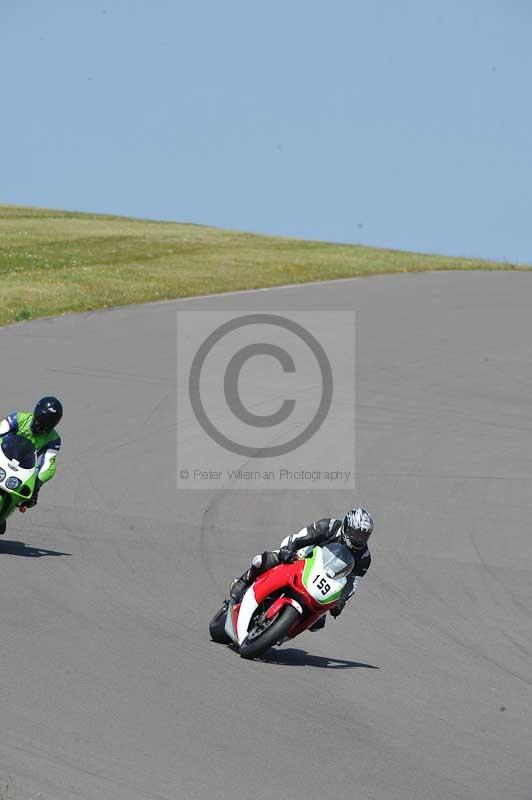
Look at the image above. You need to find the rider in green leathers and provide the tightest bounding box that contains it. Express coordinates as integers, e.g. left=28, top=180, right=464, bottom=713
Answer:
left=0, top=396, right=63, bottom=534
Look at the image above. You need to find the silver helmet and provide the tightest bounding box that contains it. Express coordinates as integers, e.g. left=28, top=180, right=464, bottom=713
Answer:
left=341, top=507, right=374, bottom=550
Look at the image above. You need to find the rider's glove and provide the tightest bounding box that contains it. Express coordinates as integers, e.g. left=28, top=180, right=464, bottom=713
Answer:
left=330, top=599, right=345, bottom=618
left=278, top=546, right=296, bottom=564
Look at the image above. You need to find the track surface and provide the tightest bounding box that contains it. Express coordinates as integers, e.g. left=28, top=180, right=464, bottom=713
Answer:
left=0, top=272, right=531, bottom=799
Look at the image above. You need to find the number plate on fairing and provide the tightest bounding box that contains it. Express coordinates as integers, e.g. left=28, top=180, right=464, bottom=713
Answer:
left=301, top=544, right=353, bottom=604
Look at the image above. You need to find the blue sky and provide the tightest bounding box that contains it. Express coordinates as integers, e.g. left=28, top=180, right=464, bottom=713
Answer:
left=3, top=0, right=531, bottom=262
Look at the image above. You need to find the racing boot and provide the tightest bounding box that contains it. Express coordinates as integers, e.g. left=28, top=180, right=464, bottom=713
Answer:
left=309, top=616, right=326, bottom=632
left=229, top=552, right=281, bottom=604
left=229, top=576, right=250, bottom=604
left=229, top=553, right=270, bottom=603
left=0, top=520, right=6, bottom=536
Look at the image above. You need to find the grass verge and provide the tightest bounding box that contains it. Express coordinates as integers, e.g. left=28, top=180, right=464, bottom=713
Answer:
left=0, top=204, right=527, bottom=326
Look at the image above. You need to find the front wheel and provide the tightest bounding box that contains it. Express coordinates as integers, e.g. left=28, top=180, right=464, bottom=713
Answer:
left=239, top=604, right=300, bottom=660
left=209, top=602, right=231, bottom=644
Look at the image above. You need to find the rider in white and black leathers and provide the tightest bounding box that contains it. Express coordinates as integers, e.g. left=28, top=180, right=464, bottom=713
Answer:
left=230, top=506, right=374, bottom=628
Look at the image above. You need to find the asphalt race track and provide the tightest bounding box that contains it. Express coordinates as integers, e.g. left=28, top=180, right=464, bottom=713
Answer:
left=1, top=271, right=531, bottom=799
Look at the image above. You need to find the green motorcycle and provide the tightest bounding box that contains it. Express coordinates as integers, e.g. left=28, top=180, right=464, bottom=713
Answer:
left=0, top=433, right=38, bottom=526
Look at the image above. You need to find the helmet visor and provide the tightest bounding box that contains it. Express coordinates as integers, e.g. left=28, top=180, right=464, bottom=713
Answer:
left=32, top=415, right=52, bottom=434
left=344, top=528, right=371, bottom=549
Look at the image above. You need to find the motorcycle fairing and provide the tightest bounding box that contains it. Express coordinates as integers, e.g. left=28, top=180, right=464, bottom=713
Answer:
left=250, top=558, right=344, bottom=639
left=235, top=585, right=260, bottom=644
left=301, top=547, right=347, bottom=604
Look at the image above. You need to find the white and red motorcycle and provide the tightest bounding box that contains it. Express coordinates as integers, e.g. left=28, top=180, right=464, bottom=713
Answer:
left=209, top=542, right=355, bottom=660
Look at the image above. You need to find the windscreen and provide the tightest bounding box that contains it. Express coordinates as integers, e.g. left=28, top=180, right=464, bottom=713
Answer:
left=1, top=434, right=36, bottom=469
left=321, top=542, right=355, bottom=579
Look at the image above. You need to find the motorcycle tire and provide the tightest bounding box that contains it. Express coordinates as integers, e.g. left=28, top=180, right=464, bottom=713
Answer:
left=239, top=604, right=300, bottom=660
left=209, top=603, right=231, bottom=644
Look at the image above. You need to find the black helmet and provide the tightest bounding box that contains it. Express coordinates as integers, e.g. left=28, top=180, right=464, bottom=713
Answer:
left=341, top=506, right=374, bottom=550
left=31, top=396, right=63, bottom=435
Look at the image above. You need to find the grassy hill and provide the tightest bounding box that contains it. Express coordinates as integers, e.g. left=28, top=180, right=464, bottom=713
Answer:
left=0, top=204, right=525, bottom=326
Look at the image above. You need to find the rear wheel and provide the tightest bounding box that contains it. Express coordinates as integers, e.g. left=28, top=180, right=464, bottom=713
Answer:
left=209, top=602, right=231, bottom=644
left=239, top=604, right=300, bottom=660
